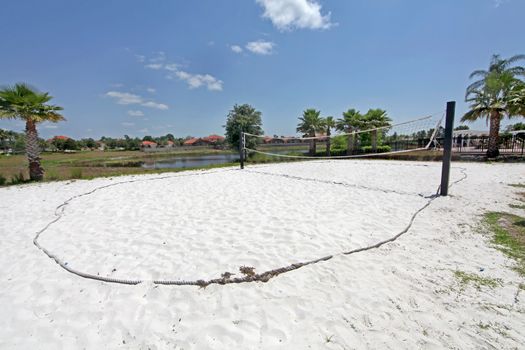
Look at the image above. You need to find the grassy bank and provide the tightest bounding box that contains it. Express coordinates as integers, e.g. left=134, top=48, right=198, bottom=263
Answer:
left=0, top=149, right=236, bottom=185
left=484, top=184, right=525, bottom=276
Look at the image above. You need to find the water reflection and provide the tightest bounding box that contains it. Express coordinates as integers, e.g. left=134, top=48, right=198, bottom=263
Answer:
left=141, top=153, right=240, bottom=169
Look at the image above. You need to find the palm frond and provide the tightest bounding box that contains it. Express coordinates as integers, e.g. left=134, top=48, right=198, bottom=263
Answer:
left=465, top=80, right=485, bottom=97
left=506, top=54, right=525, bottom=65
left=0, top=83, right=65, bottom=122
left=468, top=70, right=488, bottom=80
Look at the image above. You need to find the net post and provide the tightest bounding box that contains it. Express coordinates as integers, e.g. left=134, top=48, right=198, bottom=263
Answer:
left=239, top=130, right=244, bottom=169
left=440, top=101, right=455, bottom=196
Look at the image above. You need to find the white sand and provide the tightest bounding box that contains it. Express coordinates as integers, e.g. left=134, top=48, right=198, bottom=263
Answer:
left=0, top=160, right=524, bottom=349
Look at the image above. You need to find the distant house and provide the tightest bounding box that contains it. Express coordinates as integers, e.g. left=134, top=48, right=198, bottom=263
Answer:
left=452, top=130, right=488, bottom=137
left=166, top=140, right=175, bottom=148
left=202, top=134, right=225, bottom=144
left=47, top=135, right=70, bottom=143
left=183, top=137, right=202, bottom=146
left=184, top=135, right=225, bottom=146
left=140, top=140, right=157, bottom=149
left=262, top=136, right=306, bottom=144
left=452, top=130, right=488, bottom=149
left=97, top=142, right=107, bottom=151
left=263, top=136, right=285, bottom=144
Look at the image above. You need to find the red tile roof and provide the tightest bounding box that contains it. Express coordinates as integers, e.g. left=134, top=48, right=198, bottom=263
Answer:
left=47, top=135, right=70, bottom=142
left=183, top=138, right=200, bottom=145
left=202, top=134, right=225, bottom=142
left=141, top=141, right=157, bottom=146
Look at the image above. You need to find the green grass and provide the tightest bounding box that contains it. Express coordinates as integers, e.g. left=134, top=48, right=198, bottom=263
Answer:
left=477, top=322, right=491, bottom=330
left=485, top=212, right=525, bottom=276
left=0, top=149, right=238, bottom=186
left=453, top=270, right=503, bottom=290
left=509, top=183, right=525, bottom=188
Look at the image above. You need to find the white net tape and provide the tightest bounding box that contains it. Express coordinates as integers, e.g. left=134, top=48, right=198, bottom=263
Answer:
left=244, top=113, right=444, bottom=160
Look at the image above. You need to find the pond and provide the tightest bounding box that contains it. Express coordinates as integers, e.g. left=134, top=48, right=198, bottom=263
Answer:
left=141, top=153, right=240, bottom=169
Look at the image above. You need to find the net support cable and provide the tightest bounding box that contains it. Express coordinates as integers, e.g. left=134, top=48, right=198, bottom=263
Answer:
left=244, top=113, right=444, bottom=160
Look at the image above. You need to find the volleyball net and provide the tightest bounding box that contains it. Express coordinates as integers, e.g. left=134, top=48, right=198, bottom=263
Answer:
left=242, top=112, right=444, bottom=161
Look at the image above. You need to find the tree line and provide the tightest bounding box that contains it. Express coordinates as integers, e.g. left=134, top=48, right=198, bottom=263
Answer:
left=0, top=129, right=210, bottom=153
left=296, top=108, right=392, bottom=156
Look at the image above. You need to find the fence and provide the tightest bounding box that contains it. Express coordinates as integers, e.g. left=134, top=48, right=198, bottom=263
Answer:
left=444, top=133, right=525, bottom=155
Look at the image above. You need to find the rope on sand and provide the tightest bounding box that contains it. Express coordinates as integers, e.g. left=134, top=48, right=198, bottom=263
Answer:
left=33, top=166, right=468, bottom=287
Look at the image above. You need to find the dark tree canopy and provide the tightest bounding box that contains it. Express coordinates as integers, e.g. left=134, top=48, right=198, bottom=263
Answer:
left=224, top=104, right=263, bottom=150
left=505, top=122, right=525, bottom=131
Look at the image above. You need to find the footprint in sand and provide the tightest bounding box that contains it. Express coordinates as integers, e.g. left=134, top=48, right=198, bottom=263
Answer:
left=362, top=315, right=373, bottom=328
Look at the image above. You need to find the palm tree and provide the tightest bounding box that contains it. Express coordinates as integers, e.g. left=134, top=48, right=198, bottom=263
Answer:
left=297, top=109, right=323, bottom=156
left=363, top=109, right=391, bottom=152
left=0, top=83, right=64, bottom=180
left=508, top=80, right=525, bottom=117
left=462, top=54, right=525, bottom=157
left=336, top=109, right=363, bottom=155
left=322, top=116, right=336, bottom=156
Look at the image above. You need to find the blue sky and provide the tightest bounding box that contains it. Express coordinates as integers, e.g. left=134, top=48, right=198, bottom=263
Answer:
left=0, top=0, right=524, bottom=139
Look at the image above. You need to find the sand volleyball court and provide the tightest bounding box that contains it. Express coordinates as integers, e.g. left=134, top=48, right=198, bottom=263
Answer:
left=35, top=161, right=457, bottom=284
left=1, top=160, right=524, bottom=349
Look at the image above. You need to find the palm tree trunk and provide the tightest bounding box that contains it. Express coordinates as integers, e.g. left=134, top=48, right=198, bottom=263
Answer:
left=25, top=119, right=44, bottom=181
left=347, top=133, right=354, bottom=155
left=371, top=130, right=378, bottom=152
left=309, top=139, right=316, bottom=156
left=326, top=128, right=331, bottom=157
left=487, top=111, right=501, bottom=158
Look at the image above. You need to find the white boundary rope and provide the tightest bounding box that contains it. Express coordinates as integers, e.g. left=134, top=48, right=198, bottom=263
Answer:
left=33, top=162, right=466, bottom=288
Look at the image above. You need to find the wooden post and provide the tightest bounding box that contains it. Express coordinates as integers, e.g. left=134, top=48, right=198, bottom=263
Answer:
left=239, top=131, right=244, bottom=169
left=440, top=101, right=455, bottom=196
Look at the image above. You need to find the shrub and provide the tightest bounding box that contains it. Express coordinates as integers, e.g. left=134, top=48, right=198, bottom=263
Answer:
left=0, top=174, right=6, bottom=186
left=45, top=170, right=60, bottom=181
left=10, top=172, right=25, bottom=185
left=70, top=168, right=83, bottom=179
left=361, top=145, right=392, bottom=153
left=330, top=135, right=347, bottom=151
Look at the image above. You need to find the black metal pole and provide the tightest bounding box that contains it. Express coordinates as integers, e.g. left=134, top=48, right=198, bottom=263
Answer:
left=440, top=101, right=455, bottom=196
left=239, top=131, right=244, bottom=169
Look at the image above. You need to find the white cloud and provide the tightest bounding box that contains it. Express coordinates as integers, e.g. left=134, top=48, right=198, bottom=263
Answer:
left=231, top=45, right=243, bottom=53
left=145, top=63, right=164, bottom=70
left=146, top=87, right=156, bottom=93
left=121, top=122, right=135, bottom=127
left=106, top=91, right=169, bottom=110
left=135, top=55, right=145, bottom=63
left=106, top=91, right=143, bottom=105
left=127, top=110, right=144, bottom=117
left=139, top=52, right=223, bottom=91
left=149, top=51, right=166, bottom=63
left=246, top=40, right=275, bottom=55
left=141, top=101, right=169, bottom=110
left=164, top=63, right=180, bottom=72
left=173, top=71, right=223, bottom=91
left=43, top=124, right=58, bottom=129
left=256, top=0, right=333, bottom=31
